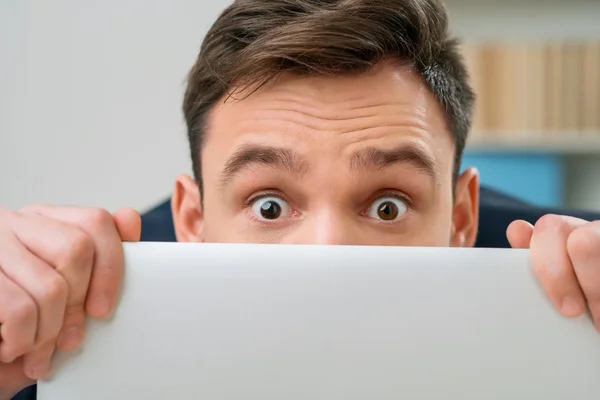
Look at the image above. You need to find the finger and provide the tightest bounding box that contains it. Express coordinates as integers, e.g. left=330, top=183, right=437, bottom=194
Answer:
left=54, top=304, right=87, bottom=352
left=112, top=207, right=142, bottom=242
left=9, top=211, right=95, bottom=351
left=567, top=221, right=600, bottom=330
left=0, top=238, right=67, bottom=377
left=0, top=358, right=34, bottom=399
left=0, top=270, right=37, bottom=363
left=21, top=205, right=126, bottom=319
left=11, top=212, right=95, bottom=302
left=506, top=220, right=534, bottom=249
left=22, top=340, right=56, bottom=380
left=530, top=214, right=588, bottom=318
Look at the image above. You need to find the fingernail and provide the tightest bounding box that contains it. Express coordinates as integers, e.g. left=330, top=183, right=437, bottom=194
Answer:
left=57, top=327, right=80, bottom=351
left=561, top=296, right=584, bottom=317
left=90, top=295, right=110, bottom=317
left=29, top=363, right=49, bottom=380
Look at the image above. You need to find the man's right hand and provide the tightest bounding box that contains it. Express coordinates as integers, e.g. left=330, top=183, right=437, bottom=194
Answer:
left=0, top=205, right=141, bottom=399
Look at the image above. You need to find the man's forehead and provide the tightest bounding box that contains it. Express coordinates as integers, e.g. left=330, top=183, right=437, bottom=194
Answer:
left=200, top=60, right=453, bottom=177
left=211, top=60, right=427, bottom=116
left=207, top=66, right=444, bottom=135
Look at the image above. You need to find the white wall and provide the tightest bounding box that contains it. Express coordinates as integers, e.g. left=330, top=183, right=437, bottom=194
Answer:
left=445, top=0, right=600, bottom=41
left=1, top=0, right=600, bottom=213
left=0, top=0, right=227, bottom=212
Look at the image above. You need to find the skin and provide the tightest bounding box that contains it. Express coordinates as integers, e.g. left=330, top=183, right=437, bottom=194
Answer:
left=173, top=62, right=479, bottom=247
left=1, top=60, right=599, bottom=398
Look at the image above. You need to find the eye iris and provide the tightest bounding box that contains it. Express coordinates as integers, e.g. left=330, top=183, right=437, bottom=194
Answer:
left=377, top=201, right=399, bottom=221
left=260, top=200, right=282, bottom=219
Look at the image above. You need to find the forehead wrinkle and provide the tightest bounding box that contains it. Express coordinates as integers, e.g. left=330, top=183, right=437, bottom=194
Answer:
left=234, top=110, right=427, bottom=139
left=242, top=91, right=422, bottom=118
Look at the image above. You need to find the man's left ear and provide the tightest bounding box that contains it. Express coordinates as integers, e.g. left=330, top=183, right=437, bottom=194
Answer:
left=171, top=174, right=204, bottom=242
left=451, top=167, right=480, bottom=247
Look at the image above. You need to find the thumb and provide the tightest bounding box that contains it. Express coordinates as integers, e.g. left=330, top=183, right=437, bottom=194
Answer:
left=506, top=219, right=534, bottom=249
left=112, top=208, right=142, bottom=242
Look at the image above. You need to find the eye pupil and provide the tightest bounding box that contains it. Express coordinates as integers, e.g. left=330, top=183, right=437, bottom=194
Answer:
left=260, top=200, right=282, bottom=219
left=377, top=201, right=399, bottom=221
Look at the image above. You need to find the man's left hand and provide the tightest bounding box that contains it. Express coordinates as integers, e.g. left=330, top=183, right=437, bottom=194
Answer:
left=507, top=215, right=600, bottom=330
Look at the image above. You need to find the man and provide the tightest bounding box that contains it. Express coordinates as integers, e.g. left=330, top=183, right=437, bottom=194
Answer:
left=2, top=0, right=600, bottom=399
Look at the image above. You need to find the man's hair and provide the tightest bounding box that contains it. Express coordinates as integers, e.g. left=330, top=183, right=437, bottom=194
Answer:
left=183, top=0, right=474, bottom=193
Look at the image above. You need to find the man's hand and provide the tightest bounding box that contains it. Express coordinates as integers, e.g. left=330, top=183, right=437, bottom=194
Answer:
left=507, top=214, right=600, bottom=330
left=0, top=205, right=141, bottom=399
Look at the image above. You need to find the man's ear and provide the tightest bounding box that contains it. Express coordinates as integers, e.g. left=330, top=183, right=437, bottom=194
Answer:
left=451, top=167, right=480, bottom=247
left=171, top=174, right=204, bottom=242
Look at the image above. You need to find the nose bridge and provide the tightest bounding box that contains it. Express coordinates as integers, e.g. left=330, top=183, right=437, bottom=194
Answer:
left=314, top=213, right=349, bottom=245
left=293, top=208, right=359, bottom=245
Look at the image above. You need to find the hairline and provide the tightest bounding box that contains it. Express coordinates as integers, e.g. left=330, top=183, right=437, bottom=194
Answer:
left=194, top=61, right=462, bottom=195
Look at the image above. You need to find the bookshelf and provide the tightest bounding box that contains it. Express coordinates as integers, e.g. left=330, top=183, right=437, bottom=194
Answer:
left=467, top=134, right=600, bottom=155
left=446, top=0, right=600, bottom=211
left=462, top=40, right=600, bottom=151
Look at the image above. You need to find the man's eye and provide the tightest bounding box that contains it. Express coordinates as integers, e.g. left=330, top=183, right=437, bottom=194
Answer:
left=366, top=196, right=408, bottom=222
left=250, top=196, right=291, bottom=220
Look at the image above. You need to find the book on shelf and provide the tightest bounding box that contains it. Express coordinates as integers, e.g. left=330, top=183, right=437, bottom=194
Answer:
left=461, top=40, right=600, bottom=147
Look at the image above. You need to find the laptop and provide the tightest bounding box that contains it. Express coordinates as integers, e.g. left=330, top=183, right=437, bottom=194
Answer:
left=37, top=243, right=600, bottom=399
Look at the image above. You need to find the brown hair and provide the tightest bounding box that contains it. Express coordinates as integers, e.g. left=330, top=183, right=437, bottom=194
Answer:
left=183, top=0, right=474, bottom=193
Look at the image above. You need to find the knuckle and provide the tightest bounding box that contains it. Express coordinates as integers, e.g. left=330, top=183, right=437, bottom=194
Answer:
left=54, top=228, right=94, bottom=269
left=66, top=229, right=95, bottom=264
left=39, top=274, right=68, bottom=304
left=85, top=208, right=113, bottom=230
left=534, top=214, right=565, bottom=232
left=567, top=227, right=596, bottom=258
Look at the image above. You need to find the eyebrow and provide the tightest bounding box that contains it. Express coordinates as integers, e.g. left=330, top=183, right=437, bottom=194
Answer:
left=219, top=143, right=309, bottom=187
left=349, top=144, right=439, bottom=181
left=219, top=142, right=438, bottom=188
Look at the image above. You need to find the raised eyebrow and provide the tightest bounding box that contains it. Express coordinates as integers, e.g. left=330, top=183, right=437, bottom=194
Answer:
left=349, top=144, right=439, bottom=181
left=219, top=143, right=309, bottom=187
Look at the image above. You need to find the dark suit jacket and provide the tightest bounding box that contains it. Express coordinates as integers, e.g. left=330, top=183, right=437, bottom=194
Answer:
left=12, top=186, right=600, bottom=400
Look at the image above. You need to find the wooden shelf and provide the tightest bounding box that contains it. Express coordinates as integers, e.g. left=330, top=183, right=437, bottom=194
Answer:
left=446, top=0, right=600, bottom=211
left=466, top=132, right=600, bottom=154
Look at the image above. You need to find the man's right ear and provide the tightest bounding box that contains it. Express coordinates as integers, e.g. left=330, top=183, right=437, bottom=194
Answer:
left=171, top=174, right=204, bottom=242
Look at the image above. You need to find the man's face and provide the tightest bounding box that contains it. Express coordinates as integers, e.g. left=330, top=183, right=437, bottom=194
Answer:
left=173, top=61, right=480, bottom=247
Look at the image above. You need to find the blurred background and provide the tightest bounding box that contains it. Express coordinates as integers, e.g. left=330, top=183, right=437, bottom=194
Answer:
left=1, top=0, right=599, bottom=213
